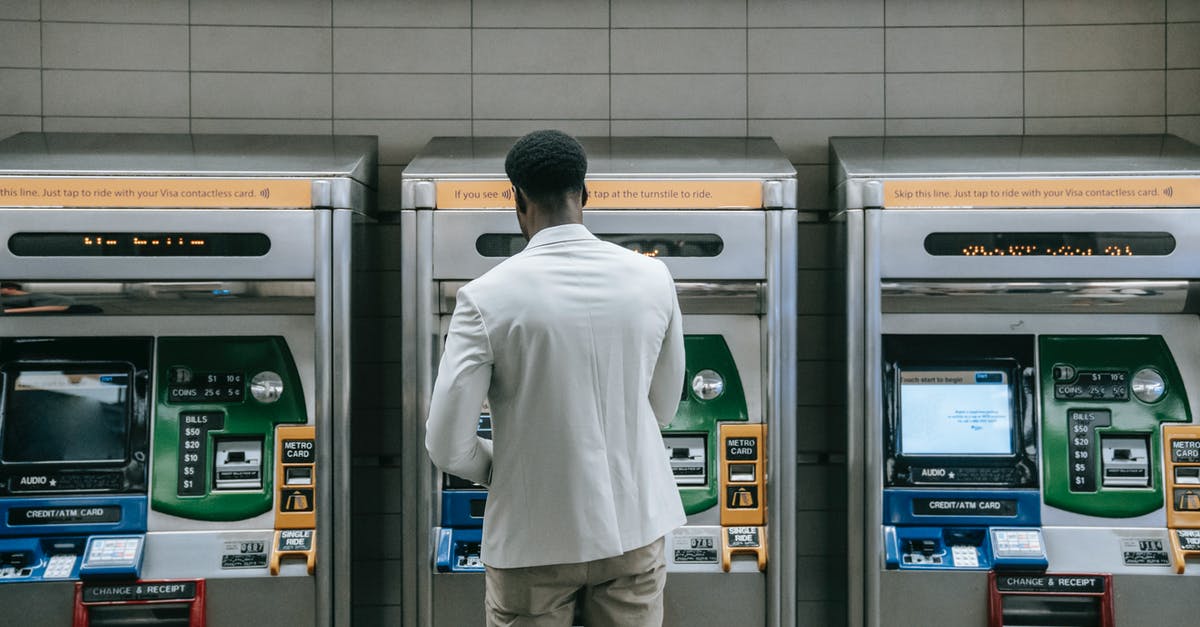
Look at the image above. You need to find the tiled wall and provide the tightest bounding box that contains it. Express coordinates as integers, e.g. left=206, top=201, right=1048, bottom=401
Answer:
left=2, top=0, right=1199, bottom=624
left=1, top=0, right=1198, bottom=211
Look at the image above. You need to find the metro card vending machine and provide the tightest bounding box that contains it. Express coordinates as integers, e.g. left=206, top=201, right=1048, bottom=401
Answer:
left=400, top=137, right=797, bottom=627
left=0, top=132, right=376, bottom=627
left=834, top=134, right=1200, bottom=626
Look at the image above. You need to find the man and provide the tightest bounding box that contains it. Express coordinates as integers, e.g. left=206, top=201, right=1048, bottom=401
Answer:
left=426, top=130, right=686, bottom=626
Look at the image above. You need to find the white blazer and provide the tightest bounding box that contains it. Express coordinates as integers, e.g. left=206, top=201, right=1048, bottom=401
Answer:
left=426, top=223, right=687, bottom=569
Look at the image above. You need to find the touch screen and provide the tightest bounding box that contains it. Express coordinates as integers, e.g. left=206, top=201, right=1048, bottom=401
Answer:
left=2, top=369, right=130, bottom=463
left=899, top=369, right=1014, bottom=456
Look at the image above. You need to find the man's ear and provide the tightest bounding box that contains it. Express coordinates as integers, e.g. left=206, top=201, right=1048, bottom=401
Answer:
left=514, top=187, right=527, bottom=213
left=581, top=184, right=589, bottom=208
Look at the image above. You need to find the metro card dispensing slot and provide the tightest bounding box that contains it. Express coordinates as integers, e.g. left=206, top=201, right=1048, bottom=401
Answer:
left=272, top=425, right=315, bottom=576
left=719, top=424, right=766, bottom=572
left=152, top=337, right=306, bottom=522
left=1040, top=336, right=1189, bottom=519
left=1164, top=425, right=1200, bottom=573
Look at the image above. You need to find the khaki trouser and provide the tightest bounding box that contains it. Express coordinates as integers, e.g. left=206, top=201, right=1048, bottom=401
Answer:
left=484, top=537, right=667, bottom=627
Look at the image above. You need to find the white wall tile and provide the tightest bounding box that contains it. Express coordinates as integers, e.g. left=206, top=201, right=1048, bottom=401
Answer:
left=610, top=119, right=747, bottom=136
left=749, top=0, right=883, bottom=27
left=748, top=118, right=882, bottom=163
left=884, top=117, right=1023, bottom=135
left=475, top=75, right=609, bottom=119
left=333, top=0, right=469, bottom=27
left=612, top=0, right=745, bottom=27
left=43, top=117, right=190, bottom=133
left=475, top=28, right=608, bottom=74
left=1168, top=70, right=1200, bottom=115
left=1025, top=0, right=1165, bottom=25
left=193, top=27, right=331, bottom=73
left=334, top=119, right=471, bottom=164
left=1168, top=23, right=1200, bottom=69
left=190, top=118, right=333, bottom=134
left=0, top=116, right=41, bottom=138
left=1168, top=0, right=1200, bottom=21
left=750, top=28, right=882, bottom=73
left=42, top=0, right=187, bottom=23
left=336, top=28, right=469, bottom=73
left=887, top=27, right=1021, bottom=72
left=192, top=73, right=332, bottom=118
left=45, top=70, right=186, bottom=117
left=887, top=73, right=1023, bottom=117
left=191, top=0, right=332, bottom=26
left=0, top=21, right=39, bottom=68
left=1026, top=70, right=1164, bottom=116
left=43, top=23, right=187, bottom=71
left=612, top=29, right=744, bottom=74
left=0, top=1, right=39, bottom=20
left=749, top=74, right=883, bottom=118
left=886, top=0, right=1021, bottom=26
left=473, top=0, right=608, bottom=27
left=612, top=74, right=744, bottom=119
left=1169, top=115, right=1200, bottom=146
left=473, top=119, right=610, bottom=136
left=1024, top=116, right=1165, bottom=135
left=335, top=74, right=471, bottom=119
left=1026, top=25, right=1163, bottom=71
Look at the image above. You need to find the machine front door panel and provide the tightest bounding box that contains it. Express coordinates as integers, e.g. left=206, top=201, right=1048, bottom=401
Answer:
left=0, top=209, right=317, bottom=280
left=431, top=210, right=766, bottom=280
left=875, top=209, right=1200, bottom=280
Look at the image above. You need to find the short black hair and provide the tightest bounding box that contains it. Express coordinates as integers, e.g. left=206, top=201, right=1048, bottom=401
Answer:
left=504, top=130, right=587, bottom=210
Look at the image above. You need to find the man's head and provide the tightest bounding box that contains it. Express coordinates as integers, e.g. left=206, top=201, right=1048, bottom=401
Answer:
left=504, top=130, right=588, bottom=239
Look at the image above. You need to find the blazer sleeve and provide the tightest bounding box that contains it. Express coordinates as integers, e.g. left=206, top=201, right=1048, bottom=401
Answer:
left=648, top=270, right=685, bottom=428
left=426, top=289, right=495, bottom=486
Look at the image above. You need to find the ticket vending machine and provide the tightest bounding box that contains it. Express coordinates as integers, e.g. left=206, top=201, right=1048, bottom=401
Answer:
left=400, top=137, right=797, bottom=627
left=834, top=135, right=1200, bottom=626
left=0, top=132, right=376, bottom=626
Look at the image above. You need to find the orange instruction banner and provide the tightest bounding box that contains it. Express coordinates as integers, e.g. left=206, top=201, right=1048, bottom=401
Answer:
left=883, top=178, right=1200, bottom=209
left=0, top=178, right=312, bottom=208
left=436, top=180, right=763, bottom=209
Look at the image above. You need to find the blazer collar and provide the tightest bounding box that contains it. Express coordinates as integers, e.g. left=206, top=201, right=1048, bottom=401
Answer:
left=524, top=223, right=596, bottom=249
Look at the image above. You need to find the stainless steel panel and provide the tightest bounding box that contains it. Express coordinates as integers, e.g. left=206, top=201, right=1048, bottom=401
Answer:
left=0, top=209, right=317, bottom=280
left=882, top=280, right=1191, bottom=313
left=415, top=209, right=436, bottom=627
left=331, top=209, right=356, bottom=627
left=2, top=281, right=315, bottom=315
left=0, top=133, right=378, bottom=188
left=207, top=576, right=316, bottom=627
left=0, top=582, right=75, bottom=627
left=765, top=210, right=797, bottom=627
left=314, top=210, right=334, bottom=627
left=830, top=135, right=1200, bottom=191
left=863, top=208, right=884, bottom=627
left=877, top=570, right=990, bottom=627
left=431, top=210, right=767, bottom=280
left=664, top=573, right=766, bottom=625
left=439, top=280, right=766, bottom=316
left=142, top=530, right=279, bottom=579
left=402, top=137, right=796, bottom=181
left=399, top=209, right=420, bottom=627
left=878, top=209, right=1200, bottom=279
left=839, top=210, right=866, bottom=627
left=431, top=574, right=484, bottom=627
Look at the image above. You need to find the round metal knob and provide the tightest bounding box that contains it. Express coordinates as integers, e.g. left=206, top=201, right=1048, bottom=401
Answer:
left=250, top=371, right=284, bottom=403
left=691, top=369, right=725, bottom=401
left=1131, top=368, right=1165, bottom=403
